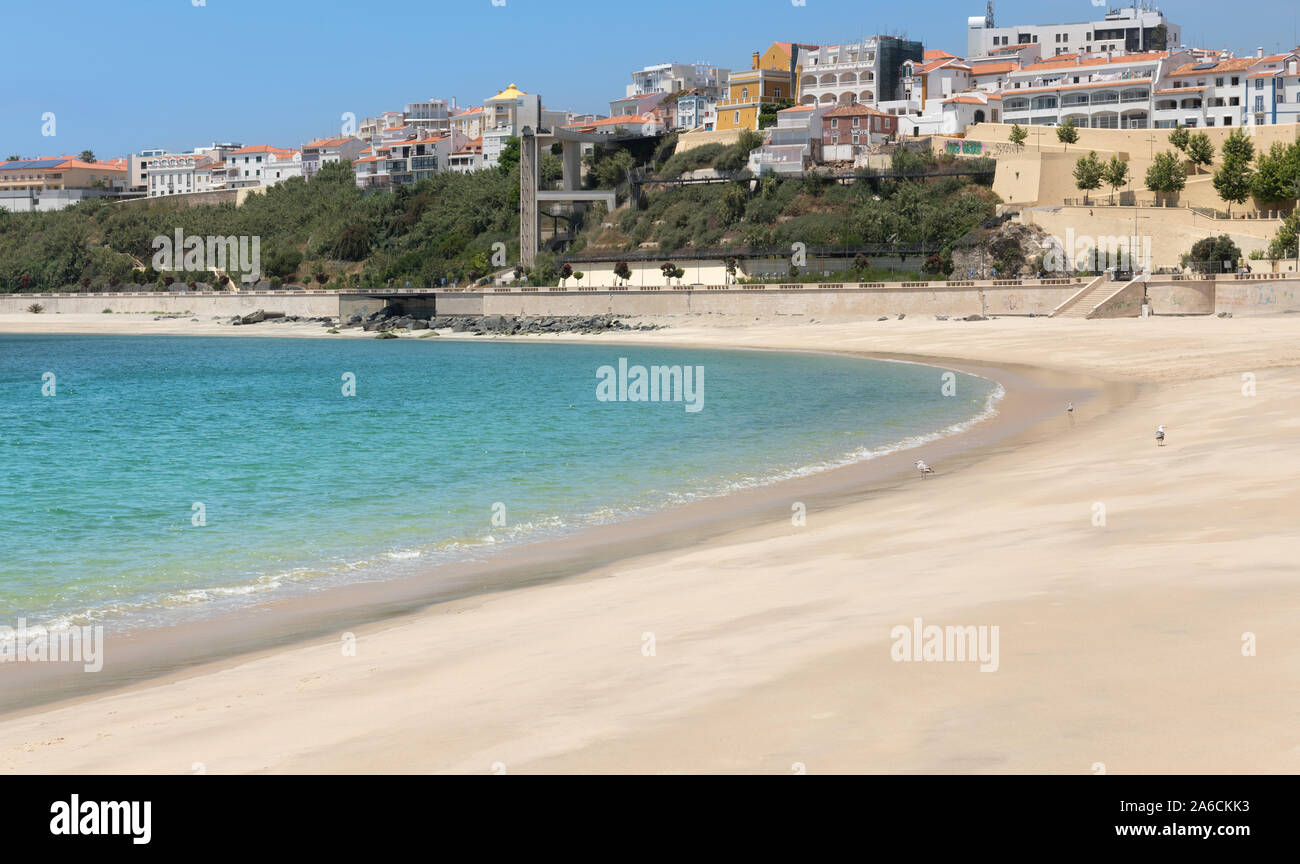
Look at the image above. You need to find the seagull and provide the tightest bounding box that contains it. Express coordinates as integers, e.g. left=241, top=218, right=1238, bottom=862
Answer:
left=1155, top=425, right=1166, bottom=447
left=1066, top=402, right=1074, bottom=414
left=915, top=459, right=935, bottom=478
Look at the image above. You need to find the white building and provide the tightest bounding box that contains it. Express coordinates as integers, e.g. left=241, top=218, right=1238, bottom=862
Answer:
left=353, top=132, right=462, bottom=189
left=674, top=89, right=719, bottom=130
left=301, top=136, right=366, bottom=178
left=226, top=145, right=299, bottom=188
left=901, top=54, right=973, bottom=111
left=967, top=3, right=1181, bottom=60
left=1247, top=54, right=1300, bottom=128
left=1001, top=50, right=1190, bottom=129
left=148, top=154, right=198, bottom=197
left=261, top=149, right=303, bottom=185
left=797, top=36, right=925, bottom=109
left=404, top=97, right=458, bottom=136
left=448, top=137, right=484, bottom=173
left=627, top=62, right=728, bottom=97
left=1157, top=52, right=1300, bottom=129
left=129, top=148, right=168, bottom=192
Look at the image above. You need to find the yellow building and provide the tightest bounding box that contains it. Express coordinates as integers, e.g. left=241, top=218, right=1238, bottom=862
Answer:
left=717, top=42, right=814, bottom=131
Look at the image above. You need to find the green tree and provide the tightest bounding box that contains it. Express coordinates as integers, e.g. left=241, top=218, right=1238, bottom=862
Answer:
left=1056, top=118, right=1079, bottom=149
left=1073, top=151, right=1104, bottom=204
left=497, top=137, right=521, bottom=175
left=1008, top=124, right=1028, bottom=150
left=1213, top=130, right=1256, bottom=215
left=1102, top=154, right=1130, bottom=204
left=1168, top=125, right=1190, bottom=154
left=5, top=154, right=19, bottom=162
left=329, top=221, right=372, bottom=261
left=262, top=244, right=304, bottom=279
left=758, top=99, right=795, bottom=130
left=1186, top=131, right=1215, bottom=174
left=1267, top=211, right=1299, bottom=260
left=78, top=150, right=96, bottom=163
left=1188, top=234, right=1242, bottom=274
left=1145, top=151, right=1186, bottom=203
left=1250, top=141, right=1300, bottom=203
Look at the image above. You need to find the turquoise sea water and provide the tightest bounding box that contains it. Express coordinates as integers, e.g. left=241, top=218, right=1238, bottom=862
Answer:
left=0, top=335, right=999, bottom=634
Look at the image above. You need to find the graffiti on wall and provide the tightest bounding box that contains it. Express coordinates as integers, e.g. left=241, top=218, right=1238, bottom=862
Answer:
left=945, top=140, right=985, bottom=156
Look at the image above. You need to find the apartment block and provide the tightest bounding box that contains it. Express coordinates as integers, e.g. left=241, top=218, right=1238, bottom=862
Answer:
left=1001, top=50, right=1190, bottom=129
left=967, top=3, right=1181, bottom=59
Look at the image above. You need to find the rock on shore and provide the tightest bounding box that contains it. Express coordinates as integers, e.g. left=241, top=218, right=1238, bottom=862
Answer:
left=343, top=310, right=664, bottom=335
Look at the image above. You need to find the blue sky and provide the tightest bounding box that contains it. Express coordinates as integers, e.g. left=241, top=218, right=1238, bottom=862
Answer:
left=1, top=0, right=1295, bottom=158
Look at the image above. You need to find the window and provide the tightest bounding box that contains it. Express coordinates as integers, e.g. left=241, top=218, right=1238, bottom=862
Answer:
left=1216, top=78, right=1224, bottom=87
left=1231, top=77, right=1239, bottom=86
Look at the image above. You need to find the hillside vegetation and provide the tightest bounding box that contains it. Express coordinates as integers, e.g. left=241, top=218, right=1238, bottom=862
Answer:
left=2, top=144, right=1003, bottom=292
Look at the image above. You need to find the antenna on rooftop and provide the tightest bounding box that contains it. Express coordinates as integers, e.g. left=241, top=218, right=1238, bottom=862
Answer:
left=986, top=1, right=995, bottom=28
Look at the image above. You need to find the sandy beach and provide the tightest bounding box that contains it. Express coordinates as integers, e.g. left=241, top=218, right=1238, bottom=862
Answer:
left=2, top=312, right=1299, bottom=773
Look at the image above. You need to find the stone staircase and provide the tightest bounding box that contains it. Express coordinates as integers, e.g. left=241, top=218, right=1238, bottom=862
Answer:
left=1051, top=275, right=1143, bottom=319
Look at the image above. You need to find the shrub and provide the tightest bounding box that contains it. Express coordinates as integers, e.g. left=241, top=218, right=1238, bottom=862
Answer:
left=27, top=303, right=44, bottom=314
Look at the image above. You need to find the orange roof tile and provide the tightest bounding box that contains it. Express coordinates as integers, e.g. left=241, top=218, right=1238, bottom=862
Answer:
left=1170, top=57, right=1258, bottom=75
left=823, top=104, right=891, bottom=117
left=303, top=136, right=355, bottom=148
left=970, top=61, right=1018, bottom=75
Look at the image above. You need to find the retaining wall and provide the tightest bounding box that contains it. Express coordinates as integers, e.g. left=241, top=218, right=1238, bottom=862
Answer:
left=1214, top=278, right=1300, bottom=315
left=8, top=278, right=1269, bottom=321
left=0, top=291, right=340, bottom=317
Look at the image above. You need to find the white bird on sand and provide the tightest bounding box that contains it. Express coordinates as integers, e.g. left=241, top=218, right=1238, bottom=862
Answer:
left=1066, top=402, right=1074, bottom=414
left=915, top=459, right=935, bottom=478
left=1155, top=425, right=1166, bottom=447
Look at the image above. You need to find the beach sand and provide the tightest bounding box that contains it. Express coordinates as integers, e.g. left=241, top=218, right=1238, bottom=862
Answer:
left=1, top=313, right=1298, bottom=773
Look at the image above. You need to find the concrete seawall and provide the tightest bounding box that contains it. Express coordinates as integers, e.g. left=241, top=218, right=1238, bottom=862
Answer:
left=0, top=291, right=340, bottom=317
left=6, top=277, right=1298, bottom=320
left=1215, top=278, right=1300, bottom=315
